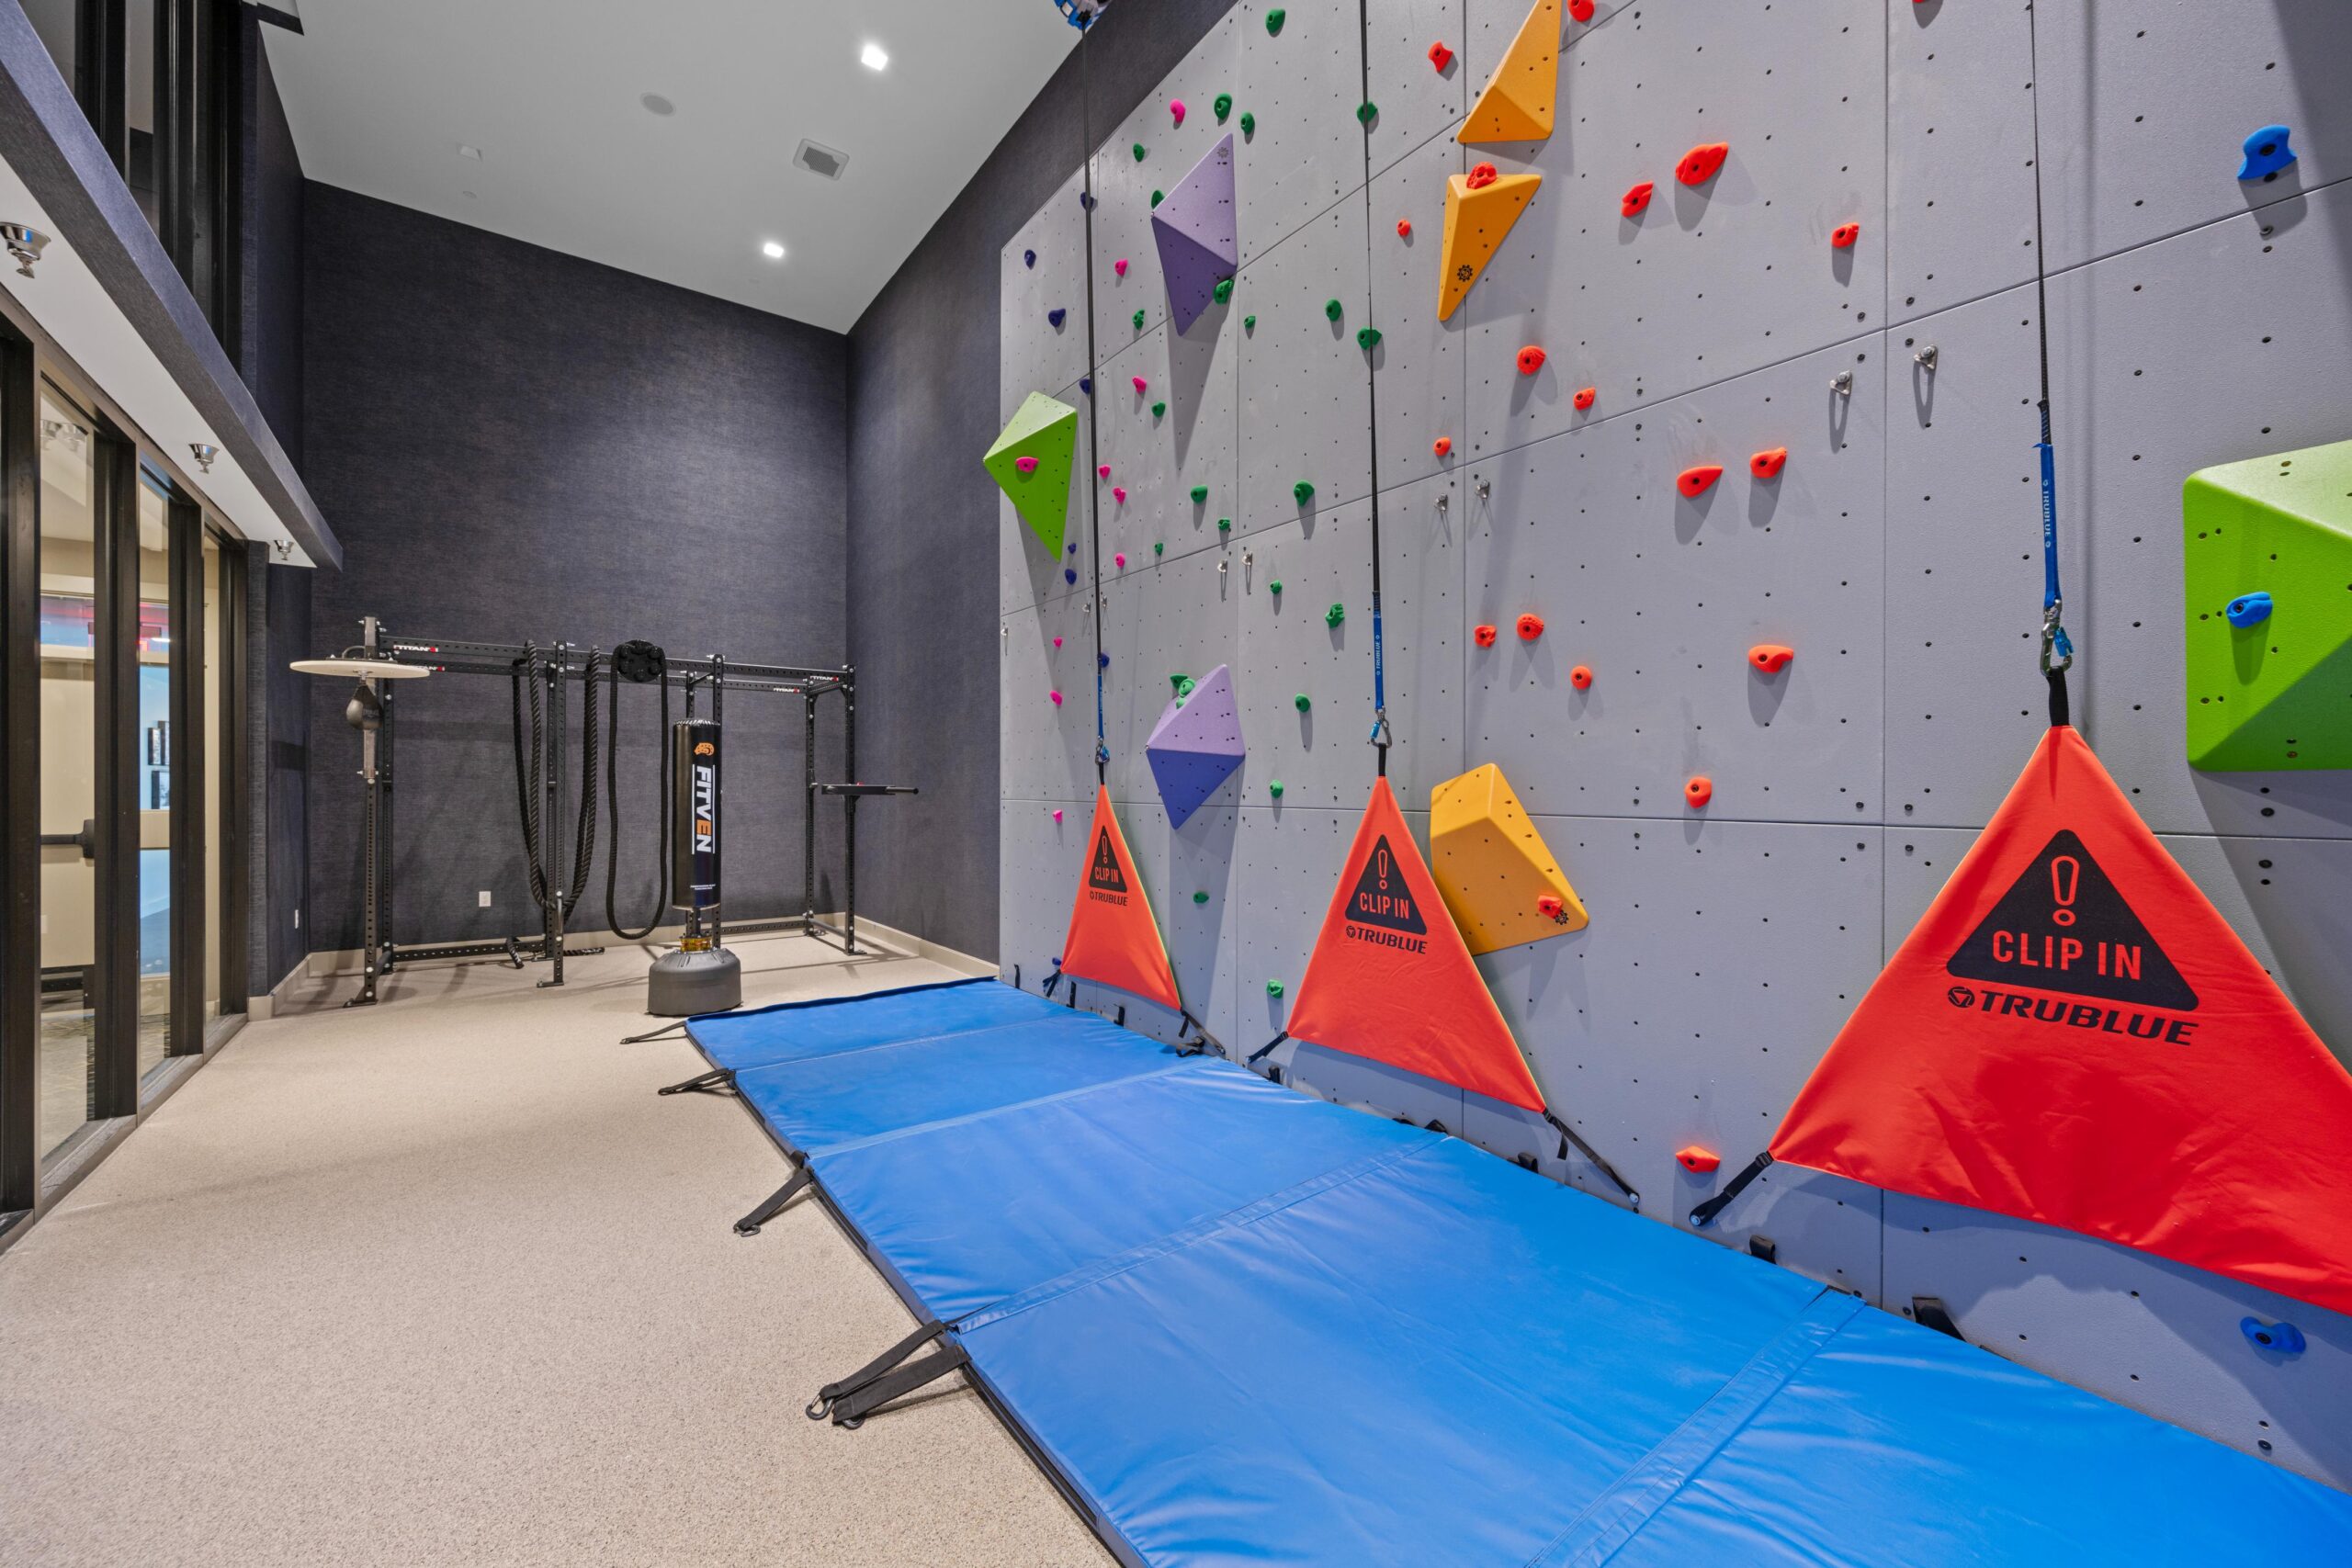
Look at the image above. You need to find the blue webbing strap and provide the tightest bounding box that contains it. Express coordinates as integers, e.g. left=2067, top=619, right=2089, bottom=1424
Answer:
left=2026, top=0, right=2074, bottom=727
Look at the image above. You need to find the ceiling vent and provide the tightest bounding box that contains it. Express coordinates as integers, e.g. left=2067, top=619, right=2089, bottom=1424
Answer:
left=794, top=140, right=849, bottom=180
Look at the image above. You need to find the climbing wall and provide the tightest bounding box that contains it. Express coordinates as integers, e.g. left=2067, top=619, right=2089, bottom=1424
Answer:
left=999, top=0, right=2352, bottom=1487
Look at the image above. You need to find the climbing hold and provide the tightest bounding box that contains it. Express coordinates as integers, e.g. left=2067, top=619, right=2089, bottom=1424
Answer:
left=1155, top=134, right=1239, bottom=333
left=1430, top=761, right=1589, bottom=951
left=984, top=390, right=1081, bottom=556
left=2241, top=1317, right=2307, bottom=1354
left=1049, top=690, right=1065, bottom=705
left=1064, top=567, right=1078, bottom=583
left=1080, top=190, right=1094, bottom=210
left=1114, top=257, right=1129, bottom=277
left=1193, top=890, right=1209, bottom=904
left=1432, top=435, right=1452, bottom=457
left=1215, top=93, right=1233, bottom=123
left=2225, top=590, right=2274, bottom=628
left=1676, top=1146, right=1722, bottom=1175
left=1079, top=376, right=1092, bottom=394
left=1171, top=673, right=1195, bottom=696
left=1459, top=0, right=1560, bottom=144
left=1132, top=309, right=1146, bottom=329
left=1677, top=464, right=1724, bottom=498
left=1152, top=400, right=1167, bottom=418
left=1114, top=486, right=1127, bottom=503
left=1573, top=386, right=1596, bottom=412
left=1474, top=624, right=1498, bottom=648
left=1047, top=307, right=1067, bottom=328
left=1114, top=552, right=1127, bottom=568
left=1268, top=579, right=1282, bottom=593
left=1239, top=111, right=1255, bottom=137
left=1465, top=162, right=1499, bottom=191
left=1170, top=98, right=1186, bottom=126
left=1569, top=664, right=1592, bottom=690
left=1356, top=326, right=1383, bottom=350
left=1154, top=541, right=1165, bottom=555
left=1269, top=780, right=1284, bottom=798
left=1748, top=644, right=1794, bottom=675
left=1295, top=693, right=1311, bottom=711
left=1052, top=808, right=1064, bottom=823
left=1024, top=249, right=1036, bottom=268
left=1069, top=543, right=1078, bottom=554
left=1621, top=181, right=1653, bottom=218
left=1099, top=463, right=1113, bottom=479
left=1191, top=485, right=1208, bottom=502
left=1569, top=0, right=1595, bottom=19
left=1264, top=8, right=1284, bottom=36
left=1053, top=636, right=1064, bottom=649
left=1014, top=456, right=1039, bottom=475
left=1325, top=298, right=1344, bottom=321
left=1516, top=344, right=1546, bottom=375
left=1750, top=446, right=1788, bottom=479
left=1132, top=375, right=1148, bottom=394
left=1684, top=775, right=1713, bottom=808
left=1243, top=314, right=1257, bottom=331
left=1217, top=518, right=1233, bottom=532
left=1357, top=102, right=1378, bottom=126
left=1325, top=602, right=1345, bottom=627
left=1151, top=189, right=1164, bottom=209
left=1132, top=142, right=1146, bottom=162
left=1212, top=277, right=1235, bottom=304
left=1831, top=221, right=1860, bottom=250
left=1295, top=480, right=1316, bottom=504
left=1148, top=663, right=1245, bottom=827
left=1516, top=613, right=1544, bottom=641
left=1267, top=978, right=1285, bottom=997
left=1396, top=219, right=1412, bottom=239
left=1429, top=40, right=1453, bottom=72
left=1676, top=141, right=1729, bottom=186
left=1536, top=894, right=1565, bottom=920
left=2239, top=124, right=2297, bottom=182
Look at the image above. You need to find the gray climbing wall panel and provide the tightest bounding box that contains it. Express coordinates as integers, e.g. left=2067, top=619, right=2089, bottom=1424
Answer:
left=1000, top=0, right=2352, bottom=1487
left=1001, top=168, right=1092, bottom=423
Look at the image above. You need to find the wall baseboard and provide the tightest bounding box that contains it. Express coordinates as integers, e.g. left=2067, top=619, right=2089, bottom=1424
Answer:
left=298, top=916, right=993, bottom=981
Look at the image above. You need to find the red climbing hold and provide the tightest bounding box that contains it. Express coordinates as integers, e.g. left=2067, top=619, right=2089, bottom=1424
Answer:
left=1465, top=162, right=1499, bottom=191
left=1573, top=386, right=1597, bottom=412
left=1397, top=218, right=1413, bottom=238
left=1831, top=221, right=1860, bottom=250
left=1537, top=894, right=1566, bottom=920
left=1677, top=464, right=1724, bottom=498
left=1432, top=435, right=1452, bottom=457
left=1676, top=141, right=1729, bottom=186
left=1516, top=613, right=1545, bottom=642
left=1570, top=0, right=1596, bottom=18
left=1749, top=644, right=1794, bottom=675
left=1474, top=624, right=1499, bottom=648
left=1621, top=181, right=1654, bottom=217
left=1684, top=775, right=1713, bottom=808
left=1428, top=40, right=1453, bottom=72
left=1677, top=1145, right=1721, bottom=1174
left=1749, top=446, right=1788, bottom=479
left=1516, top=344, right=1546, bottom=376
left=1570, top=664, right=1593, bottom=691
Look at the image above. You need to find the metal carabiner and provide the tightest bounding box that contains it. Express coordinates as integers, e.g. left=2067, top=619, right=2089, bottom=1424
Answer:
left=2039, top=600, right=2075, bottom=675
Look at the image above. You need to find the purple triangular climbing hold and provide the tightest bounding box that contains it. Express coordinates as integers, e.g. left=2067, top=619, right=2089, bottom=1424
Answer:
left=1152, top=135, right=1238, bottom=335
left=1146, top=662, right=1246, bottom=828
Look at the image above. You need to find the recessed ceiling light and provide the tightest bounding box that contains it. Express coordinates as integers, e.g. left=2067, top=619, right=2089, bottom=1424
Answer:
left=640, top=92, right=674, bottom=117
left=860, top=42, right=888, bottom=71
left=762, top=241, right=786, bottom=260
left=457, top=143, right=482, bottom=160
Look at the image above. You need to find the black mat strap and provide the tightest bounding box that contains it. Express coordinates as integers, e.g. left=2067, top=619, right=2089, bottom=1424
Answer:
left=733, top=1163, right=811, bottom=1236
left=1689, top=1150, right=1775, bottom=1228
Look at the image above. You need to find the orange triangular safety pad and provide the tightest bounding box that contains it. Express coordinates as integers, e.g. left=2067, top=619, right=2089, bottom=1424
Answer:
left=1059, top=786, right=1182, bottom=1013
left=1458, top=0, right=1559, bottom=144
left=1287, top=779, right=1547, bottom=1111
left=1438, top=171, right=1541, bottom=322
left=1771, top=726, right=2352, bottom=1315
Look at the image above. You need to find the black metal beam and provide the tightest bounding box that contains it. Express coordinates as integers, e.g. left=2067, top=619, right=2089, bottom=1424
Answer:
left=89, top=430, right=140, bottom=1119
left=0, top=331, right=38, bottom=1211
left=166, top=492, right=203, bottom=1054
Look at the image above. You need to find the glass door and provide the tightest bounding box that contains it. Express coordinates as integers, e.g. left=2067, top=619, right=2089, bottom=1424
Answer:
left=134, top=473, right=170, bottom=1080
left=35, top=391, right=101, bottom=1161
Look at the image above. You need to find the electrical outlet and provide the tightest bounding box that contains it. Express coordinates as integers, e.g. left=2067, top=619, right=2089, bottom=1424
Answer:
left=479, top=890, right=492, bottom=908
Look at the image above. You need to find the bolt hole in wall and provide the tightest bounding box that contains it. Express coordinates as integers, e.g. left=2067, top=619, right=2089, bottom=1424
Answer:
left=993, top=0, right=2352, bottom=1485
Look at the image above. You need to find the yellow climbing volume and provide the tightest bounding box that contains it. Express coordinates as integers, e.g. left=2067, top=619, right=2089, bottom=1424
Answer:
left=1430, top=762, right=1588, bottom=953
left=1439, top=170, right=1541, bottom=321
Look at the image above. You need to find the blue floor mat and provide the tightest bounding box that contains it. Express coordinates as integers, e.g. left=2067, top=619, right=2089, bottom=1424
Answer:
left=688, top=979, right=2352, bottom=1565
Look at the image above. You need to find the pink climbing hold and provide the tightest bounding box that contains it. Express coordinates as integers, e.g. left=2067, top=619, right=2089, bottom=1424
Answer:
left=1014, top=456, right=1039, bottom=475
left=1099, top=464, right=1113, bottom=479
left=1053, top=636, right=1064, bottom=649
left=1050, top=690, right=1065, bottom=706
left=1115, top=552, right=1128, bottom=568
left=1170, top=99, right=1187, bottom=125
left=1114, top=486, right=1128, bottom=503
left=1132, top=375, right=1148, bottom=393
left=1115, top=257, right=1130, bottom=276
left=1052, top=808, right=1064, bottom=823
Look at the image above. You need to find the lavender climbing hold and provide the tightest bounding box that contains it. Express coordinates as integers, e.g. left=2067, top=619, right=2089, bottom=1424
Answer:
left=1154, top=135, right=1238, bottom=334
left=1147, top=662, right=1247, bottom=827
left=1024, top=249, right=1035, bottom=268
left=1047, top=307, right=1067, bottom=328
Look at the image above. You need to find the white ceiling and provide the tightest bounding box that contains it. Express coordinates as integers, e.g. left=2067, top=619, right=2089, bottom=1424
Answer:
left=265, top=1, right=1082, bottom=333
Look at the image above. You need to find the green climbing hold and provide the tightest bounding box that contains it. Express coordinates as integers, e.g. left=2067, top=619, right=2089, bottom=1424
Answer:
left=1294, top=693, right=1311, bottom=711
left=1151, top=189, right=1164, bottom=209
left=1193, top=891, right=1210, bottom=904
left=1325, top=602, right=1345, bottom=627
left=1212, top=278, right=1234, bottom=304
left=1190, top=485, right=1208, bottom=502
left=1243, top=314, right=1257, bottom=331
left=1154, top=541, right=1165, bottom=555
left=1133, top=309, right=1146, bottom=330
left=1294, top=480, right=1316, bottom=504
left=1264, top=8, right=1284, bottom=36
left=1269, top=781, right=1284, bottom=799
left=1132, top=141, right=1146, bottom=162
left=1357, top=326, right=1383, bottom=350
left=1153, top=400, right=1167, bottom=418
left=1266, top=978, right=1285, bottom=997
left=1269, top=579, right=1283, bottom=594
left=1217, top=517, right=1233, bottom=532
left=1239, top=111, right=1256, bottom=137
left=1215, top=94, right=1233, bottom=123
left=1170, top=671, right=1190, bottom=689
left=1356, top=102, right=1377, bottom=126
left=1324, top=298, right=1343, bottom=321
left=1175, top=674, right=1197, bottom=698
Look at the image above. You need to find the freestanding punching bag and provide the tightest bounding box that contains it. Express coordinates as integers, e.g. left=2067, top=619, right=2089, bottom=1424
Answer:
left=646, top=718, right=742, bottom=1016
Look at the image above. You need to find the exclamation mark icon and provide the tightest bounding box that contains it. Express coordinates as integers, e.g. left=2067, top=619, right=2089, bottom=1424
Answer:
left=2050, top=855, right=2080, bottom=927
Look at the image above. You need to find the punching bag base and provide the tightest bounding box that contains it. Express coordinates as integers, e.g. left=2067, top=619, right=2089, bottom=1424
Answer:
left=646, top=946, right=742, bottom=1018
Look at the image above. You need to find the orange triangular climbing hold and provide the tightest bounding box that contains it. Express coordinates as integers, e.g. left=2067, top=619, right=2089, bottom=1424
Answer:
left=1059, top=784, right=1182, bottom=1013
left=1430, top=762, right=1588, bottom=953
left=1769, top=725, right=2352, bottom=1316
left=1287, top=778, right=1546, bottom=1111
left=1438, top=168, right=1542, bottom=322
left=1459, top=0, right=1559, bottom=144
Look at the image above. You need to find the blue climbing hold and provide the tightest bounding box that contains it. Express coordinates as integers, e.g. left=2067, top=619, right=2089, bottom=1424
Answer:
left=1080, top=376, right=1093, bottom=394
left=2225, top=590, right=2274, bottom=628
left=1069, top=543, right=1078, bottom=554
left=1025, top=249, right=1036, bottom=268
left=1080, top=190, right=1095, bottom=210
left=1048, top=308, right=1067, bottom=329
left=1065, top=567, right=1079, bottom=583
left=1098, top=652, right=1110, bottom=669
left=2238, top=125, right=2297, bottom=181
left=2241, top=1316, right=2307, bottom=1355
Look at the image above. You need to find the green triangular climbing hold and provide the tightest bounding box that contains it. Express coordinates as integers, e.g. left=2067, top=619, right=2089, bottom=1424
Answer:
left=1212, top=278, right=1234, bottom=304
left=983, top=391, right=1080, bottom=558
left=1294, top=480, right=1316, bottom=504
left=2183, top=437, right=2352, bottom=771
left=1265, top=8, right=1285, bottom=36
left=1357, top=326, right=1383, bottom=349
left=1151, top=189, right=1164, bottom=208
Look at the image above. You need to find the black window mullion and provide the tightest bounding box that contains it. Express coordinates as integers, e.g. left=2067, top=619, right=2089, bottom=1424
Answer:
left=167, top=496, right=202, bottom=1055
left=0, top=335, right=37, bottom=1213
left=88, top=433, right=140, bottom=1121
left=73, top=0, right=130, bottom=175
left=216, top=536, right=247, bottom=1015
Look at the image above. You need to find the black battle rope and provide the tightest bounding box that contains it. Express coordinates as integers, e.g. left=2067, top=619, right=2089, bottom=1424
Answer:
left=605, top=665, right=673, bottom=941
left=508, top=643, right=603, bottom=919
left=511, top=642, right=549, bottom=908
left=569, top=649, right=601, bottom=912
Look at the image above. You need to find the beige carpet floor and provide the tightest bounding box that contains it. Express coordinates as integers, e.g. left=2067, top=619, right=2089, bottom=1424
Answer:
left=0, top=933, right=1112, bottom=1567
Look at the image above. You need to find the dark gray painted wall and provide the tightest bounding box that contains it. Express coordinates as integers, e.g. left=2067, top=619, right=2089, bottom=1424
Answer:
left=239, top=12, right=303, bottom=473
left=845, top=0, right=1237, bottom=961
left=300, top=184, right=850, bottom=953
